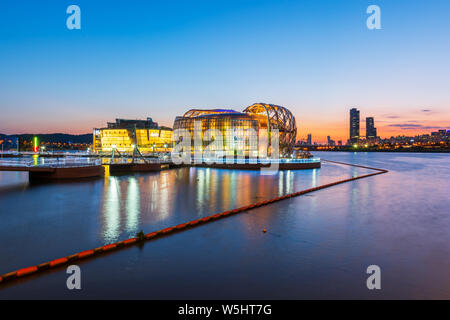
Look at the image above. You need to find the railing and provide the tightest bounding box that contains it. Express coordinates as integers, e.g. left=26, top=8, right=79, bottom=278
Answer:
left=0, top=156, right=320, bottom=167
left=0, top=158, right=102, bottom=168
left=188, top=157, right=321, bottom=164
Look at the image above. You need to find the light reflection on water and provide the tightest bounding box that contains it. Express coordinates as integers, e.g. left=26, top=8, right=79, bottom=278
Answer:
left=1, top=152, right=449, bottom=298
left=95, top=164, right=363, bottom=243
left=0, top=161, right=357, bottom=257
left=103, top=176, right=120, bottom=243
left=126, top=177, right=139, bottom=234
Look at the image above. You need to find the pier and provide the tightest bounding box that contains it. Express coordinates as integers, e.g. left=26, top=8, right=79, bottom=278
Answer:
left=191, top=158, right=321, bottom=170
left=108, top=162, right=166, bottom=173
left=0, top=153, right=321, bottom=181
left=105, top=157, right=321, bottom=172
left=0, top=159, right=104, bottom=181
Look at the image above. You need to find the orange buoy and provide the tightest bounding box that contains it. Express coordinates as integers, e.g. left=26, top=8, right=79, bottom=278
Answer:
left=263, top=228, right=267, bottom=233
left=102, top=244, right=117, bottom=251
left=162, top=227, right=174, bottom=234
left=145, top=232, right=157, bottom=239
left=49, top=257, right=68, bottom=268
left=16, top=266, right=38, bottom=277
left=124, top=238, right=137, bottom=245
left=78, top=250, right=94, bottom=259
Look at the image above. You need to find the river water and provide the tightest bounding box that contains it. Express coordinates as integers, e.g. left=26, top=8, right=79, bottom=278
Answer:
left=0, top=152, right=449, bottom=299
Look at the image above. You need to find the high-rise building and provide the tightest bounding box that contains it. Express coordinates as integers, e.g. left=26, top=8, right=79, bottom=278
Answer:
left=307, top=134, right=312, bottom=145
left=350, top=108, right=360, bottom=143
left=326, top=136, right=336, bottom=146
left=366, top=117, right=377, bottom=139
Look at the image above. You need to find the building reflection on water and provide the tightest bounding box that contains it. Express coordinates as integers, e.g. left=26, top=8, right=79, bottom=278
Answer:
left=103, top=176, right=120, bottom=242
left=102, top=171, right=176, bottom=243
left=126, top=176, right=139, bottom=234
left=100, top=167, right=331, bottom=244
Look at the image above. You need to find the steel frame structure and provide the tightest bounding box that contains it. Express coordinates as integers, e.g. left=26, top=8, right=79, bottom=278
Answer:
left=244, top=103, right=297, bottom=156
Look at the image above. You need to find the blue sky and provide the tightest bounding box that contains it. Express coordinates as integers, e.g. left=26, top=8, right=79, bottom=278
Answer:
left=0, top=0, right=449, bottom=142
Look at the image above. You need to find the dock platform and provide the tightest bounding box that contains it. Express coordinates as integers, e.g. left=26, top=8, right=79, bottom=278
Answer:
left=0, top=159, right=104, bottom=181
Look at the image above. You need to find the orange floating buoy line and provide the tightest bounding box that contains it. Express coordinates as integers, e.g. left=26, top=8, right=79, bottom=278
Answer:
left=0, top=160, right=388, bottom=285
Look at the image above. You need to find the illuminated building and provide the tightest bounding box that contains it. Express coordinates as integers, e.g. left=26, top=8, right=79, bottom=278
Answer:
left=307, top=134, right=312, bottom=146
left=93, top=118, right=173, bottom=153
left=366, top=117, right=377, bottom=139
left=327, top=136, right=335, bottom=146
left=350, top=108, right=360, bottom=143
left=173, top=103, right=297, bottom=157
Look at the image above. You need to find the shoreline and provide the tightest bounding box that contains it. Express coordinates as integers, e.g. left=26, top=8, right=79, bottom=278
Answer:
left=310, top=149, right=450, bottom=154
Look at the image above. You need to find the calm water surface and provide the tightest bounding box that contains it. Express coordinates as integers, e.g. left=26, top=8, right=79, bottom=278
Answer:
left=0, top=152, right=449, bottom=299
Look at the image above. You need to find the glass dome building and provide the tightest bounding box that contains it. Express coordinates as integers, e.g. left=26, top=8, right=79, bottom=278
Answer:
left=173, top=103, right=297, bottom=157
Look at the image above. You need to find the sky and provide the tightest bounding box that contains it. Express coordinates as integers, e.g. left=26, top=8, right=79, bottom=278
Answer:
left=0, top=0, right=449, bottom=143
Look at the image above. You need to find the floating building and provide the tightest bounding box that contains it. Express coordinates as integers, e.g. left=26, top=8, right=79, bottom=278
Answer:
left=93, top=118, right=172, bottom=153
left=173, top=103, right=297, bottom=157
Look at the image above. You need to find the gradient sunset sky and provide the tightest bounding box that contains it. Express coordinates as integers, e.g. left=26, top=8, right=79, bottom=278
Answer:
left=1, top=0, right=449, bottom=143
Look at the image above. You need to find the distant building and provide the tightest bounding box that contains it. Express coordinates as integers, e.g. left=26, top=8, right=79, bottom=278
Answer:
left=350, top=108, right=360, bottom=143
left=366, top=117, right=377, bottom=139
left=326, top=136, right=335, bottom=146
left=307, top=134, right=312, bottom=146
left=93, top=118, right=173, bottom=153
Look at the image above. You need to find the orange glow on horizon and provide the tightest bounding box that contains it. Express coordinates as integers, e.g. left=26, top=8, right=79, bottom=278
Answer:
left=2, top=113, right=448, bottom=145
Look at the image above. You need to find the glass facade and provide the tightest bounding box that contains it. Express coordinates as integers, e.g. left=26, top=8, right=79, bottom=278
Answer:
left=173, top=111, right=260, bottom=157
left=93, top=119, right=173, bottom=153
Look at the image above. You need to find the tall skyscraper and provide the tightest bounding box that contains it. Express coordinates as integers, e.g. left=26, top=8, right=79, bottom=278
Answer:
left=307, top=134, right=312, bottom=145
left=350, top=108, right=360, bottom=143
left=366, top=117, right=377, bottom=139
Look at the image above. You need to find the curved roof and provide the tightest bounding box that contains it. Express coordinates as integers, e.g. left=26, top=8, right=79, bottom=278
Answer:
left=244, top=103, right=297, bottom=155
left=182, top=109, right=240, bottom=118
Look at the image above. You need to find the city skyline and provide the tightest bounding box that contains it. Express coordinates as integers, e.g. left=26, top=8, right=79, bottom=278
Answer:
left=1, top=0, right=450, bottom=143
